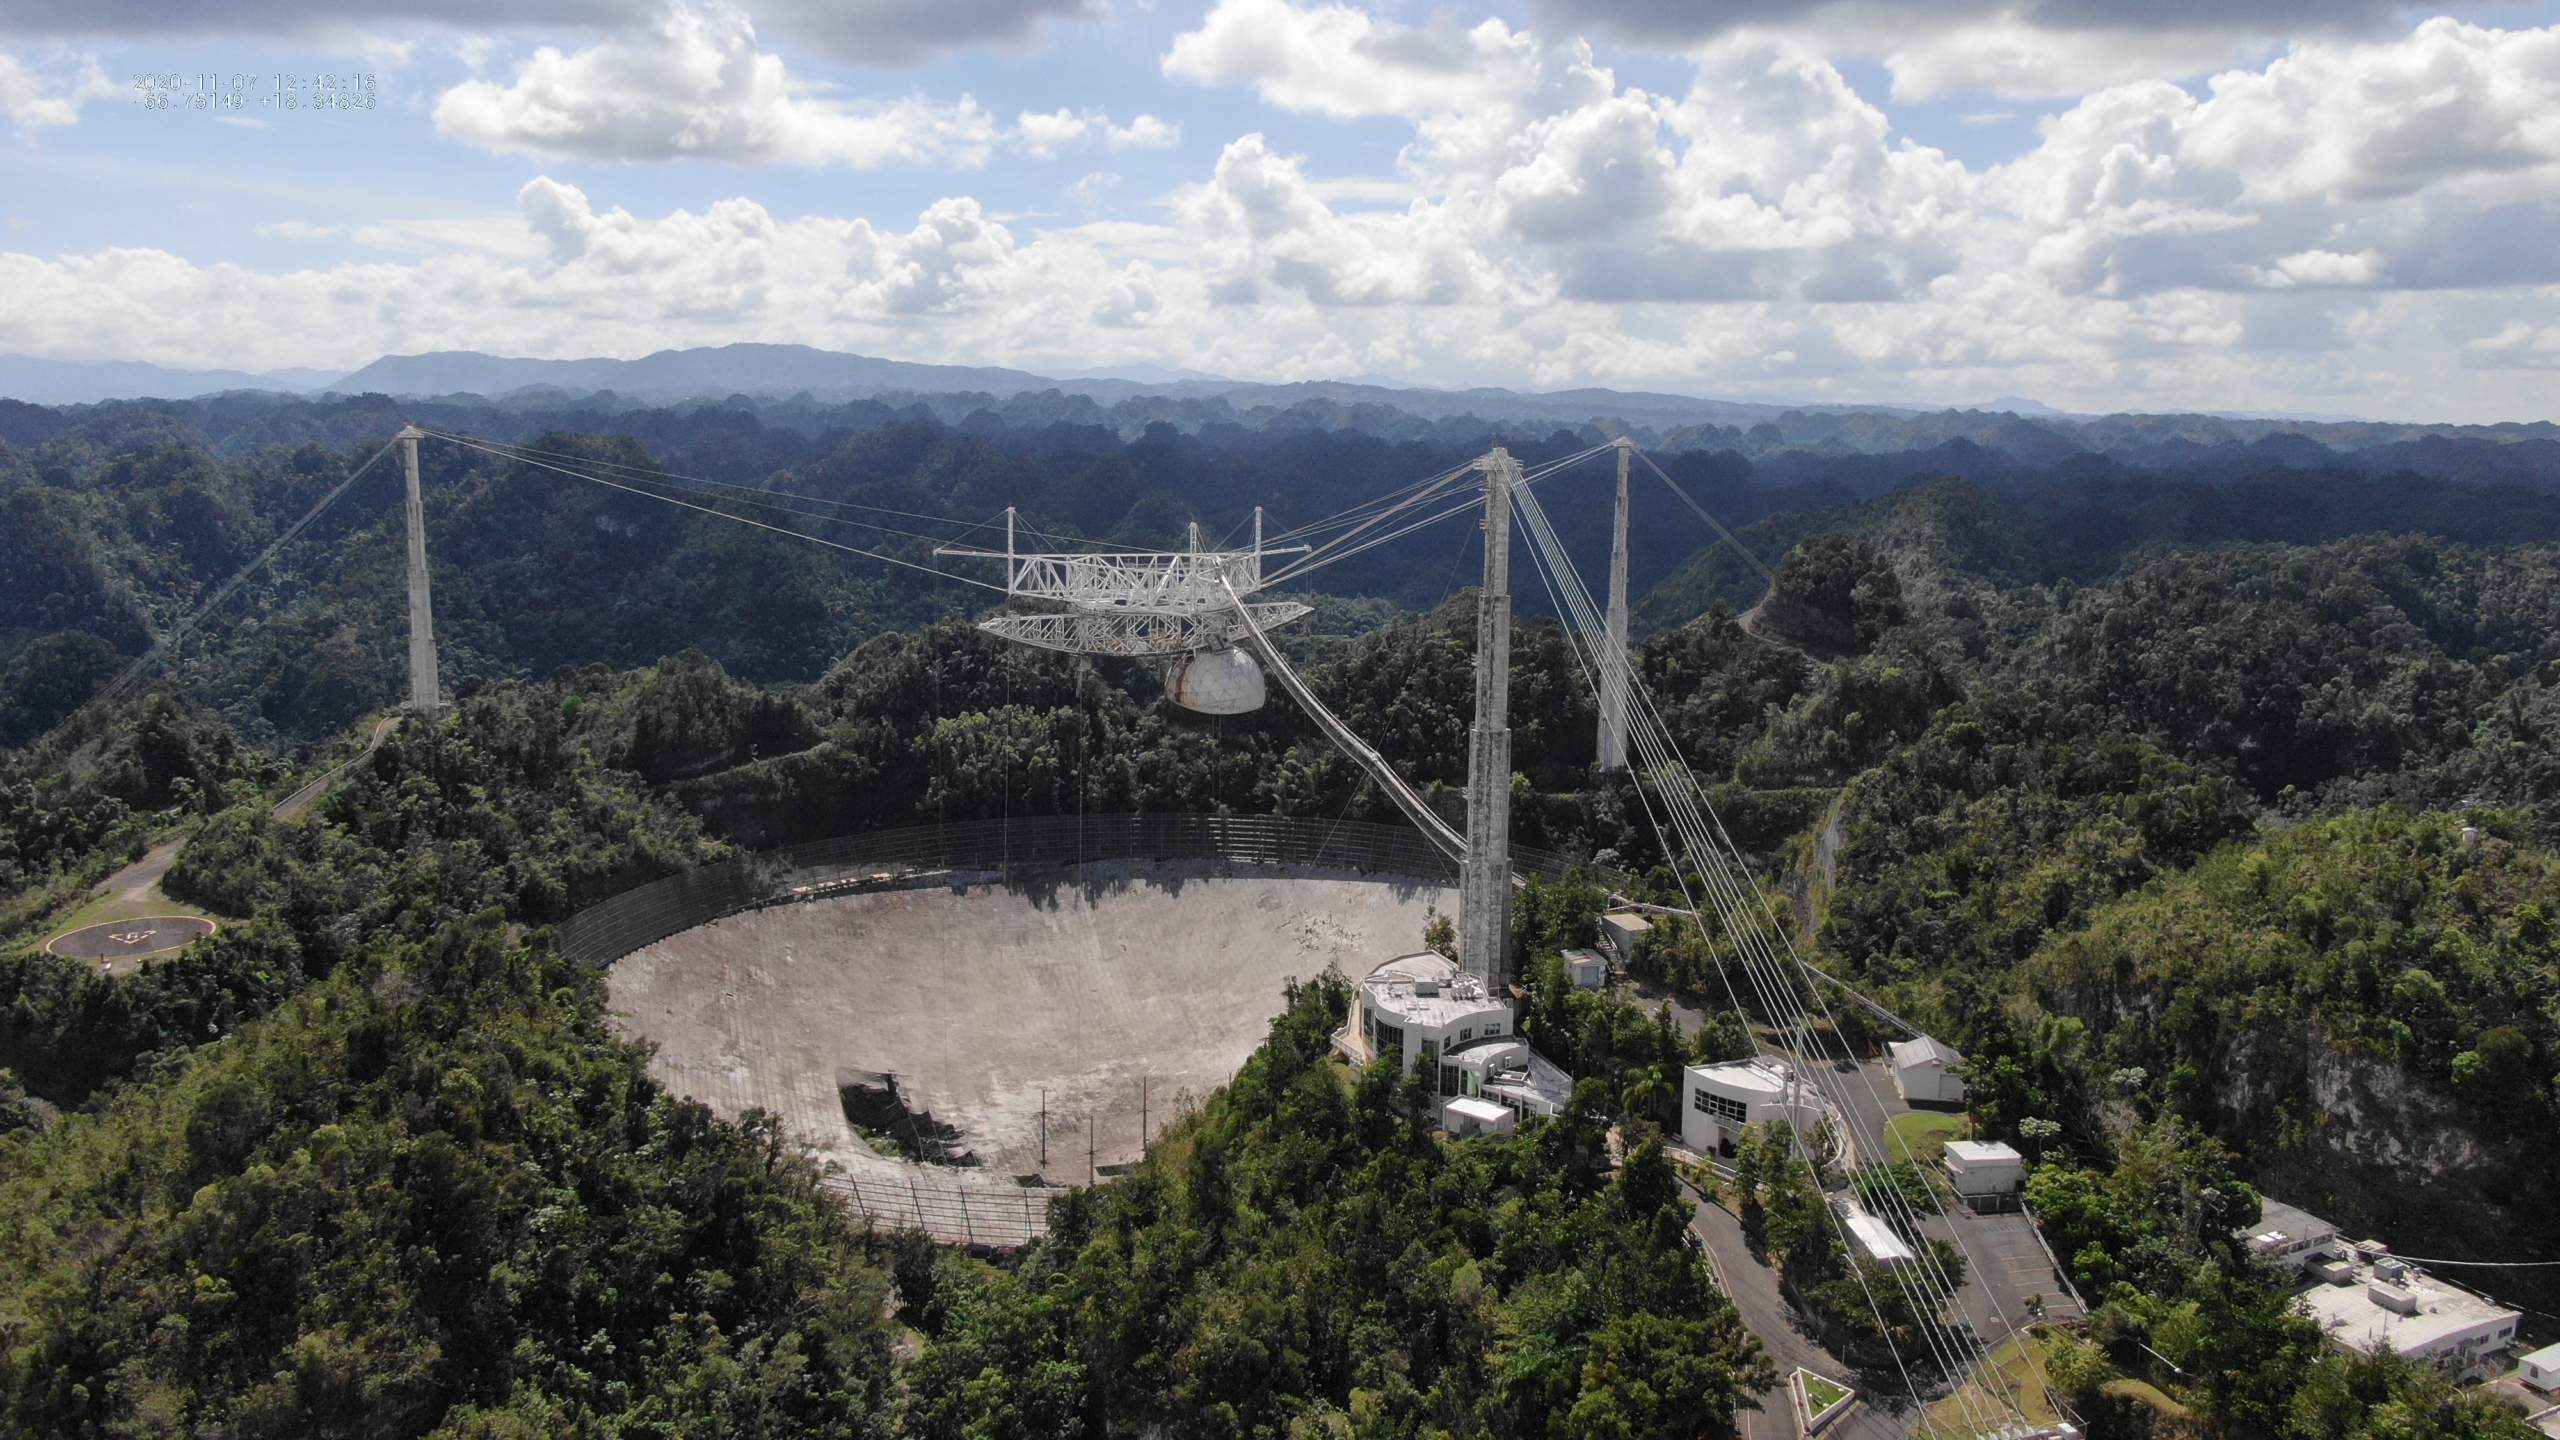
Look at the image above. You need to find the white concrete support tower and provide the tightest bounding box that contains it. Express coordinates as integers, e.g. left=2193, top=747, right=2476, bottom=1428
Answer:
left=1598, top=438, right=1633, bottom=772
left=1459, top=448, right=1519, bottom=992
left=396, top=424, right=441, bottom=714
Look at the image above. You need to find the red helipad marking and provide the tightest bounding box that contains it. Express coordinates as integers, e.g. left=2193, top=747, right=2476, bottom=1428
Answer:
left=44, top=915, right=218, bottom=960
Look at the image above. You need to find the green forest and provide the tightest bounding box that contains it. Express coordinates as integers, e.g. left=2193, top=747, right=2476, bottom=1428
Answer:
left=4, top=395, right=2560, bottom=1438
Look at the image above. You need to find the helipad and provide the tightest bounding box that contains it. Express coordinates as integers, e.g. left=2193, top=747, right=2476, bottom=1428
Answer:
left=45, top=915, right=218, bottom=961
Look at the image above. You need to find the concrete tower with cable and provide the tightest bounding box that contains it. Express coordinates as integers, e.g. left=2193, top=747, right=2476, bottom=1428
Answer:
left=1458, top=448, right=1519, bottom=992
left=396, top=424, right=441, bottom=714
left=1598, top=438, right=1633, bottom=772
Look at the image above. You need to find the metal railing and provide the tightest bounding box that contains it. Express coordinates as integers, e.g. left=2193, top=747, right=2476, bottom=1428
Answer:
left=554, top=812, right=1613, bottom=968
left=831, top=1170, right=1066, bottom=1250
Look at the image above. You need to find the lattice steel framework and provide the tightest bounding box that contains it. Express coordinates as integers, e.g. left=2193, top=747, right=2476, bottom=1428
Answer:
left=939, top=510, right=1310, bottom=657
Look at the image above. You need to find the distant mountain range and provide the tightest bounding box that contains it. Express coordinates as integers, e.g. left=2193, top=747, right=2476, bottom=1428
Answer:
left=3, top=343, right=1953, bottom=428
left=0, top=354, right=346, bottom=405
left=5, top=346, right=2552, bottom=471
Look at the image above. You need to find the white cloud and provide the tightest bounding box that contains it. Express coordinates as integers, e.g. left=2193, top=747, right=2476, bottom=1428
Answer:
left=1, top=52, right=114, bottom=128
left=351, top=213, right=551, bottom=257
left=1533, top=0, right=2408, bottom=99
left=3, top=0, right=1099, bottom=68
left=1163, top=0, right=1537, bottom=120
left=432, top=3, right=997, bottom=166
left=2181, top=19, right=2560, bottom=204
left=1072, top=170, right=1122, bottom=216
left=2254, top=248, right=2388, bottom=288
left=1015, top=107, right=1088, bottom=157
left=10, top=12, right=2560, bottom=422
left=1108, top=113, right=1180, bottom=149
left=2463, top=317, right=2560, bottom=369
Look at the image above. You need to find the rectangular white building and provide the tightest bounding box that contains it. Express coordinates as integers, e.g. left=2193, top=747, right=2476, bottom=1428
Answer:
left=2247, top=1198, right=2344, bottom=1272
left=1680, top=1057, right=1827, bottom=1156
left=2295, top=1248, right=2522, bottom=1382
left=1441, top=1097, right=1516, bottom=1137
left=1598, top=912, right=1649, bottom=968
left=1943, top=1140, right=2025, bottom=1209
left=1888, top=1035, right=1966, bottom=1104
left=1565, top=947, right=1609, bottom=990
left=2519, top=1341, right=2560, bottom=1392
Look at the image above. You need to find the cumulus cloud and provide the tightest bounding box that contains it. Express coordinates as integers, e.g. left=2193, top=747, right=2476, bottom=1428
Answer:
left=433, top=4, right=997, bottom=166
left=1014, top=107, right=1088, bottom=157
left=2, top=0, right=1098, bottom=67
left=1, top=52, right=114, bottom=127
left=12, top=10, right=2560, bottom=421
left=2180, top=18, right=2560, bottom=203
left=1535, top=0, right=2410, bottom=98
left=1109, top=113, right=1180, bottom=149
left=1164, top=0, right=1538, bottom=119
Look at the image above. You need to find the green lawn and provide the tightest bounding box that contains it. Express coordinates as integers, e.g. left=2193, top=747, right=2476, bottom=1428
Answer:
left=1919, top=1331, right=2068, bottom=1438
left=1802, top=1373, right=1848, bottom=1410
left=37, top=838, right=219, bottom=975
left=1885, top=1110, right=1971, bottom=1165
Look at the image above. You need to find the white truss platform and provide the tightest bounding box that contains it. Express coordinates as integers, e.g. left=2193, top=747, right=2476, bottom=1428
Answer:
left=938, top=513, right=1310, bottom=659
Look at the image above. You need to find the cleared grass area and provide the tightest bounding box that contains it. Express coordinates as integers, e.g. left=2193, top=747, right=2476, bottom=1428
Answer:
left=1886, top=1109, right=1971, bottom=1164
left=40, top=840, right=219, bottom=975
left=1915, top=1329, right=2066, bottom=1438
left=2102, top=1377, right=2193, bottom=1423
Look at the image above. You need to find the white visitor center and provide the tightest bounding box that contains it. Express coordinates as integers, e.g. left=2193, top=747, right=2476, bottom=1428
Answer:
left=1336, top=953, right=1574, bottom=1121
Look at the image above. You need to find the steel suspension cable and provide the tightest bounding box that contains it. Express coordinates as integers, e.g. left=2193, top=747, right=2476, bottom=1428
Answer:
left=430, top=431, right=1007, bottom=551
left=437, top=432, right=1015, bottom=536
left=1513, top=478, right=2035, bottom=1428
left=1516, top=499, right=2005, bottom=1425
left=431, top=433, right=1006, bottom=592
left=84, top=438, right=401, bottom=716
left=1511, top=494, right=1972, bottom=1423
left=1512, top=473, right=2010, bottom=1409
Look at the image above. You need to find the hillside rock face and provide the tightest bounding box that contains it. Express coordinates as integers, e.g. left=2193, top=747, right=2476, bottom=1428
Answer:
left=2175, top=1014, right=2546, bottom=1311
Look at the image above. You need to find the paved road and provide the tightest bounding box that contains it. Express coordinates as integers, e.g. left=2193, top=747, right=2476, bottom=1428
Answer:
left=1947, top=1210, right=2084, bottom=1333
left=1623, top=979, right=1711, bottom=1039
left=1710, top=1050, right=2088, bottom=1424
left=277, top=715, right=401, bottom=820
left=1692, top=1192, right=1926, bottom=1440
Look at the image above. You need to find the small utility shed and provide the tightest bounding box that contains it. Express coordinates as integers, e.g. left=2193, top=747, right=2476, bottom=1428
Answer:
left=2521, top=1342, right=2560, bottom=1392
left=1565, top=948, right=1609, bottom=990
left=1442, top=1097, right=1517, bottom=1137
left=1598, top=912, right=1650, bottom=968
left=1943, top=1140, right=2026, bottom=1209
left=1890, top=1035, right=1966, bottom=1104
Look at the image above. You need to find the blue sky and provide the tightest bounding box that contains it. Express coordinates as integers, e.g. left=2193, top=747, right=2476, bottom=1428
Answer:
left=6, top=0, right=2560, bottom=418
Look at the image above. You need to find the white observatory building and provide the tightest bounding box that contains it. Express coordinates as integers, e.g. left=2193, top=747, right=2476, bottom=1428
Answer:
left=1337, top=953, right=1574, bottom=1121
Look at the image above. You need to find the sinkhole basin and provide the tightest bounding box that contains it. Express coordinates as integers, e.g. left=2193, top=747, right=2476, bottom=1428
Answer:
left=606, top=860, right=1447, bottom=1187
